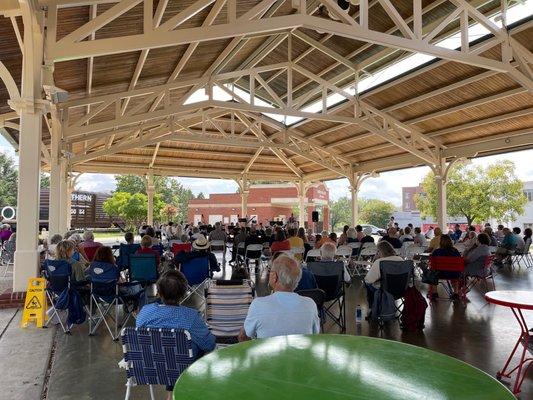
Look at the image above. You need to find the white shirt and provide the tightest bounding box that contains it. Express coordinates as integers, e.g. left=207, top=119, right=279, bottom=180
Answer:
left=399, top=234, right=413, bottom=242
left=413, top=233, right=427, bottom=247
left=244, top=292, right=320, bottom=339
left=364, top=255, right=404, bottom=287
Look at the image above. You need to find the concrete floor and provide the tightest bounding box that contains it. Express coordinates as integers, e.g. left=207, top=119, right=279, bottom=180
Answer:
left=1, top=255, right=532, bottom=399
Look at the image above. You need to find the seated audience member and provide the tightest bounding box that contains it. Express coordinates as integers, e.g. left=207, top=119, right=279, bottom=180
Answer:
left=67, top=233, right=89, bottom=263
left=287, top=228, right=304, bottom=250
left=364, top=241, right=403, bottom=312
left=320, top=242, right=351, bottom=284
left=426, top=227, right=442, bottom=252
left=346, top=228, right=357, bottom=243
left=428, top=234, right=461, bottom=299
left=380, top=227, right=402, bottom=249
left=355, top=225, right=364, bottom=241
left=494, top=228, right=517, bottom=266
left=360, top=226, right=375, bottom=244
left=328, top=232, right=338, bottom=246
left=271, top=230, right=291, bottom=252
left=54, top=240, right=87, bottom=285
left=314, top=230, right=330, bottom=249
left=174, top=234, right=220, bottom=274
left=231, top=227, right=248, bottom=263
left=191, top=227, right=201, bottom=240
left=463, top=233, right=491, bottom=276
left=136, top=270, right=216, bottom=399
left=483, top=227, right=498, bottom=246
left=0, top=224, right=12, bottom=243
left=124, top=231, right=135, bottom=244
left=178, top=234, right=190, bottom=244
left=462, top=230, right=478, bottom=251
left=524, top=228, right=532, bottom=251
left=46, top=233, right=63, bottom=260
left=80, top=231, right=103, bottom=251
left=451, top=224, right=463, bottom=242
left=338, top=225, right=350, bottom=246
left=495, top=224, right=505, bottom=242
left=208, top=222, right=226, bottom=242
left=145, top=226, right=160, bottom=246
left=239, top=255, right=319, bottom=340
left=135, top=235, right=161, bottom=266
left=306, top=228, right=315, bottom=244
left=399, top=226, right=414, bottom=242
left=413, top=227, right=427, bottom=247
left=513, top=227, right=525, bottom=253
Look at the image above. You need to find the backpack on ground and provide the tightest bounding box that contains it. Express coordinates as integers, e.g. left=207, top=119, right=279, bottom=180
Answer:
left=401, top=286, right=428, bottom=331
left=371, top=288, right=397, bottom=322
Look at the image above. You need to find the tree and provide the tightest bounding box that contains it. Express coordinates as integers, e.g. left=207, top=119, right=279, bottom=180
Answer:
left=0, top=152, right=18, bottom=208
left=330, top=197, right=351, bottom=230
left=196, top=192, right=206, bottom=199
left=415, top=160, right=526, bottom=226
left=103, top=191, right=164, bottom=229
left=359, top=198, right=396, bottom=228
left=40, top=173, right=50, bottom=189
left=161, top=204, right=178, bottom=222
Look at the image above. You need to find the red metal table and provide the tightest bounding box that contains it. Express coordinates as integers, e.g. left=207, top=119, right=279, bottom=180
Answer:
left=485, top=290, right=533, bottom=396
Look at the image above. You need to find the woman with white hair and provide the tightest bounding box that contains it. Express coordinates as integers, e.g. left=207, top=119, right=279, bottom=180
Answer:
left=45, top=234, right=63, bottom=260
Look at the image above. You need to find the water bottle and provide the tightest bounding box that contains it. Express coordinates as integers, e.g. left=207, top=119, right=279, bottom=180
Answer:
left=355, top=304, right=362, bottom=324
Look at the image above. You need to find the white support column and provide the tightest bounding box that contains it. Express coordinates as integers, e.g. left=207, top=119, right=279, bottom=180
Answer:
left=48, top=129, right=61, bottom=235
left=296, top=180, right=308, bottom=228
left=435, top=160, right=447, bottom=231
left=12, top=2, right=46, bottom=292
left=236, top=175, right=250, bottom=219
left=58, top=160, right=69, bottom=233
left=349, top=170, right=379, bottom=227
left=146, top=172, right=155, bottom=226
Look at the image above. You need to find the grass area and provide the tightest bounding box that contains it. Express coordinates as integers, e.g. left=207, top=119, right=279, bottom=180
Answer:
left=93, top=231, right=127, bottom=241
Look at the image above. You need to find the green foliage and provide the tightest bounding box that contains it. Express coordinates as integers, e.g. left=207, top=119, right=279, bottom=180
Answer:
left=0, top=152, right=18, bottom=208
left=359, top=198, right=396, bottom=228
left=330, top=196, right=396, bottom=230
left=196, top=192, right=206, bottom=199
left=330, top=196, right=351, bottom=229
left=415, top=160, right=526, bottom=225
left=113, top=175, right=194, bottom=223
left=103, top=191, right=164, bottom=228
left=40, top=173, right=50, bottom=189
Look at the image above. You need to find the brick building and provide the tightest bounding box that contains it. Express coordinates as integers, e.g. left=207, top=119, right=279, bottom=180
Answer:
left=188, top=183, right=330, bottom=230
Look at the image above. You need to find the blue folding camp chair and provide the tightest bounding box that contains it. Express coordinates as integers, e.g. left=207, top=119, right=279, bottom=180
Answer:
left=117, top=243, right=141, bottom=269
left=42, top=259, right=73, bottom=334
left=121, top=327, right=195, bottom=400
left=180, top=256, right=211, bottom=308
left=88, top=261, right=144, bottom=340
left=129, top=254, right=158, bottom=286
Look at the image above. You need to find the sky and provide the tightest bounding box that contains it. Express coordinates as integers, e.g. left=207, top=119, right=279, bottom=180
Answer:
left=1, top=136, right=532, bottom=208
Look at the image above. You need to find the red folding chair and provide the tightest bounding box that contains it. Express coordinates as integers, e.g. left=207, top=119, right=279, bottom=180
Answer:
left=172, top=243, right=192, bottom=255
left=428, top=256, right=465, bottom=300
left=83, top=245, right=101, bottom=262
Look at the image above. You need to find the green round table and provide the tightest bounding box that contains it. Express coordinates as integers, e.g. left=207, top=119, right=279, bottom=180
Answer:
left=174, top=335, right=513, bottom=400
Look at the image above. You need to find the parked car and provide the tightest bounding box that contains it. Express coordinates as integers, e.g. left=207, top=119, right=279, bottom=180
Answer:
left=361, top=224, right=385, bottom=236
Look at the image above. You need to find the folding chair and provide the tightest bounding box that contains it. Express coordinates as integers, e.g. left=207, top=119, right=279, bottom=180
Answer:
left=524, top=239, right=533, bottom=268
left=205, top=279, right=254, bottom=344
left=400, top=241, right=414, bottom=257
left=352, top=245, right=377, bottom=277
left=296, top=288, right=326, bottom=332
left=121, top=327, right=195, bottom=400
left=117, top=243, right=141, bottom=269
left=129, top=254, right=158, bottom=286
left=454, top=243, right=466, bottom=255
left=307, top=261, right=346, bottom=333
left=347, top=242, right=362, bottom=258
left=428, top=256, right=465, bottom=300
left=235, top=242, right=246, bottom=265
left=88, top=261, right=143, bottom=340
left=244, top=244, right=263, bottom=274
left=151, top=244, right=164, bottom=256
left=464, top=255, right=496, bottom=295
left=180, top=257, right=211, bottom=307
left=210, top=240, right=226, bottom=267
left=0, top=240, right=15, bottom=278
left=512, top=242, right=529, bottom=270
left=305, top=249, right=321, bottom=263
left=379, top=260, right=414, bottom=328
left=42, top=259, right=73, bottom=334
left=171, top=243, right=192, bottom=255
left=83, top=245, right=101, bottom=262
left=335, top=245, right=352, bottom=261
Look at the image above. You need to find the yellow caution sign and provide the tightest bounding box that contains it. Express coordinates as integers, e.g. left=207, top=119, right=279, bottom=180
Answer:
left=21, top=278, right=47, bottom=328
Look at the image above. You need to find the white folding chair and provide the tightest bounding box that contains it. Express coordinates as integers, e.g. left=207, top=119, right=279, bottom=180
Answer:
left=305, top=248, right=321, bottom=262
left=400, top=241, right=414, bottom=257
left=336, top=245, right=352, bottom=261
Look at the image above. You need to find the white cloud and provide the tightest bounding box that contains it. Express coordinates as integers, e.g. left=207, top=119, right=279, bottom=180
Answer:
left=76, top=173, right=115, bottom=193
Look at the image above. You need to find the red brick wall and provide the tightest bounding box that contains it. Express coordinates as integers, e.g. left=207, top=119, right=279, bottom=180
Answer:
left=188, top=183, right=330, bottom=228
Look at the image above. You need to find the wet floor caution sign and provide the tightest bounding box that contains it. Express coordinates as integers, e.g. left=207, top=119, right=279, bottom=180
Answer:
left=21, top=278, right=47, bottom=328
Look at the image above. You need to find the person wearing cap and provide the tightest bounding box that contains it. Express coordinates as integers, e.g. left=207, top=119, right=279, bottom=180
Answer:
left=360, top=226, right=375, bottom=244
left=174, top=234, right=220, bottom=274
